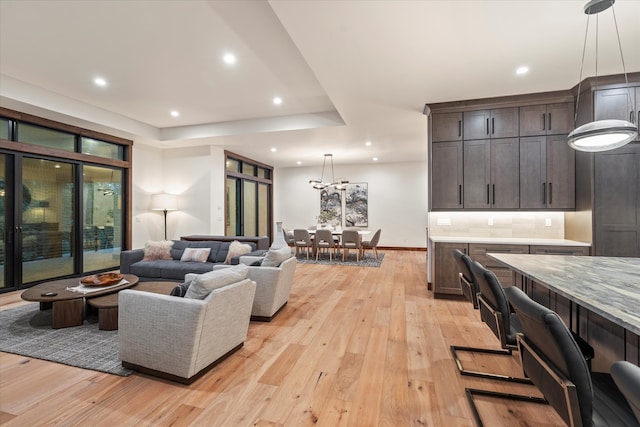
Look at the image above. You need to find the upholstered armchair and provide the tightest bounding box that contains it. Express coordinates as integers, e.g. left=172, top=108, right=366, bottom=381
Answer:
left=118, top=278, right=256, bottom=383
left=215, top=255, right=296, bottom=321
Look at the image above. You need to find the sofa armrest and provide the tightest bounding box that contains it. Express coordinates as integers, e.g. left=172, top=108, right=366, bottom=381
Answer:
left=119, top=249, right=145, bottom=274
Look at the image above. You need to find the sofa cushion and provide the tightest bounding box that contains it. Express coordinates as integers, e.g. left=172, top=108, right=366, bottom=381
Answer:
left=143, top=240, right=173, bottom=261
left=180, top=247, right=211, bottom=263
left=160, top=262, right=215, bottom=280
left=170, top=282, right=190, bottom=297
left=185, top=263, right=249, bottom=299
left=224, top=241, right=252, bottom=264
left=171, top=240, right=224, bottom=263
left=261, top=246, right=293, bottom=267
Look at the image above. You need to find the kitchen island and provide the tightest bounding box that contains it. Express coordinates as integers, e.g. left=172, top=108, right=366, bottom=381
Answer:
left=488, top=253, right=640, bottom=371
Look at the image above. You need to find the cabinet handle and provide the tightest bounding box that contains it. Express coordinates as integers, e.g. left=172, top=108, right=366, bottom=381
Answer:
left=458, top=120, right=462, bottom=137
left=548, top=182, right=553, bottom=204
left=486, top=184, right=490, bottom=204
left=542, top=183, right=546, bottom=205
left=486, top=118, right=489, bottom=135
left=492, top=117, right=495, bottom=135
left=631, top=111, right=635, bottom=124
left=542, top=113, right=546, bottom=130
left=548, top=113, right=551, bottom=130
left=492, top=184, right=496, bottom=205
left=459, top=184, right=463, bottom=205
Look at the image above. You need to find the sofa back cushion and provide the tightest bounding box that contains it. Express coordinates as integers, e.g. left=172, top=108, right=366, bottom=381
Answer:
left=184, top=263, right=249, bottom=299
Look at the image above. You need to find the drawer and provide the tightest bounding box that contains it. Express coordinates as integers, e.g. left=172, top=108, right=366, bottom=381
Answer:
left=529, top=245, right=590, bottom=256
left=468, top=243, right=529, bottom=267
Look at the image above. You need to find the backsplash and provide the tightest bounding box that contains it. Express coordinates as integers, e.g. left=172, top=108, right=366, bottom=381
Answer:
left=428, top=211, right=565, bottom=239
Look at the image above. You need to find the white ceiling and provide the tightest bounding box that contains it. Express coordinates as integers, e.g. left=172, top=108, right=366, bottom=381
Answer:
left=1, top=0, right=639, bottom=168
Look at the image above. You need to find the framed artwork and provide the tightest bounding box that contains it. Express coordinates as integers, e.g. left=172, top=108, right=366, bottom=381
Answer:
left=319, top=188, right=342, bottom=225
left=345, top=183, right=368, bottom=227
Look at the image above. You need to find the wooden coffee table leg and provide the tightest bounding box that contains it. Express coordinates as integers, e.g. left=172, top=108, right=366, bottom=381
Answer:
left=98, top=307, right=119, bottom=331
left=52, top=299, right=84, bottom=329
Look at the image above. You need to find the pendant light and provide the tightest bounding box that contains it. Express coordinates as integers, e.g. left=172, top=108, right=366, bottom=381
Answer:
left=568, top=0, right=638, bottom=152
left=309, top=154, right=349, bottom=190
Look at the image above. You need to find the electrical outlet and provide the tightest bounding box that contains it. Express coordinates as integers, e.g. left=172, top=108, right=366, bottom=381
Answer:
left=488, top=217, right=494, bottom=226
left=545, top=218, right=552, bottom=227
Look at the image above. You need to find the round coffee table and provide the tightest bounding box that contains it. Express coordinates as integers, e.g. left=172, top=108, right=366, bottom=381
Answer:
left=86, top=281, right=177, bottom=330
left=21, top=274, right=139, bottom=329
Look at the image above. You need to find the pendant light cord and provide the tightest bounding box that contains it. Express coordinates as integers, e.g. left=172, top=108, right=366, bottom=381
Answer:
left=611, top=5, right=634, bottom=122
left=574, top=14, right=591, bottom=126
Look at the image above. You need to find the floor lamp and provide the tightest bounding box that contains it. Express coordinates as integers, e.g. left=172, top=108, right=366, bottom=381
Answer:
left=150, top=193, right=178, bottom=240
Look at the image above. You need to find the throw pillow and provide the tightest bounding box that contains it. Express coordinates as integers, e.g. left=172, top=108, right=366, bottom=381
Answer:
left=185, top=263, right=249, bottom=299
left=224, top=240, right=252, bottom=264
left=142, top=240, right=173, bottom=261
left=261, top=245, right=292, bottom=267
left=170, top=282, right=190, bottom=297
left=180, top=247, right=211, bottom=263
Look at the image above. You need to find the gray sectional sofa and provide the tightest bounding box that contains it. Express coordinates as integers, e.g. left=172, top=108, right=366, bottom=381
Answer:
left=120, top=239, right=266, bottom=281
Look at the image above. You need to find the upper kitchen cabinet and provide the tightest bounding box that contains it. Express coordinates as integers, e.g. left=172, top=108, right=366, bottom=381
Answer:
left=519, top=103, right=575, bottom=137
left=520, top=134, right=575, bottom=209
left=431, top=112, right=463, bottom=142
left=431, top=140, right=463, bottom=209
left=463, top=108, right=519, bottom=140
left=594, top=86, right=640, bottom=142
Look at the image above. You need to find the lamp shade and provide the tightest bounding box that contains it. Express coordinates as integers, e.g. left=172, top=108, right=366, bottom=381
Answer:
left=567, top=119, right=638, bottom=152
left=150, top=193, right=178, bottom=211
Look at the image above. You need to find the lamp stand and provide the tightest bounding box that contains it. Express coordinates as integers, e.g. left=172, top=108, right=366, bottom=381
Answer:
left=162, top=209, right=168, bottom=240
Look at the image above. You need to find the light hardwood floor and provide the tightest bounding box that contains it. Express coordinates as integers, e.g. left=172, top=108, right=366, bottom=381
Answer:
left=0, top=250, right=565, bottom=426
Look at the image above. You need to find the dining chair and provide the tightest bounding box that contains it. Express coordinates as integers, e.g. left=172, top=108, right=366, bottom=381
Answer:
left=452, top=249, right=478, bottom=309
left=611, top=361, right=640, bottom=424
left=293, top=229, right=313, bottom=259
left=314, top=229, right=338, bottom=261
left=341, top=229, right=362, bottom=261
left=361, top=229, right=381, bottom=259
left=468, top=286, right=640, bottom=427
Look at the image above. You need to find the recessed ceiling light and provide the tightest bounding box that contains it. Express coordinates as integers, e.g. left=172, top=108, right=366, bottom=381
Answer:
left=373, top=157, right=379, bottom=161
left=170, top=110, right=180, bottom=117
left=365, top=141, right=372, bottom=146
left=223, top=53, right=236, bottom=65
left=94, top=77, right=107, bottom=87
left=297, top=161, right=302, bottom=165
left=271, top=147, right=277, bottom=152
left=273, top=97, right=282, bottom=105
left=516, top=66, right=529, bottom=75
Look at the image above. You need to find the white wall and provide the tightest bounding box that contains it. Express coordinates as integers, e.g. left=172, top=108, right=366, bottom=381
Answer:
left=130, top=144, right=226, bottom=248
left=274, top=161, right=428, bottom=248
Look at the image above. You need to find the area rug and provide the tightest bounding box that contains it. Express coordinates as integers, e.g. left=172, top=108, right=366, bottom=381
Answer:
left=295, top=252, right=384, bottom=267
left=0, top=303, right=132, bottom=376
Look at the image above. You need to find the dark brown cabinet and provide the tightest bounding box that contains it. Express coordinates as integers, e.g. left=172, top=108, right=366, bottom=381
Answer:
left=432, top=141, right=463, bottom=209
left=594, top=86, right=640, bottom=142
left=519, top=103, right=574, bottom=137
left=464, top=138, right=519, bottom=209
left=431, top=112, right=462, bottom=142
left=520, top=134, right=575, bottom=209
left=593, top=144, right=640, bottom=256
left=463, top=108, right=519, bottom=140
left=433, top=242, right=468, bottom=297
left=468, top=243, right=529, bottom=286
left=529, top=245, right=590, bottom=255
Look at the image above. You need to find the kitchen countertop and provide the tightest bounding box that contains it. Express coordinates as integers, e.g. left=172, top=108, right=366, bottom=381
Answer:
left=488, top=253, right=640, bottom=336
left=428, top=236, right=591, bottom=246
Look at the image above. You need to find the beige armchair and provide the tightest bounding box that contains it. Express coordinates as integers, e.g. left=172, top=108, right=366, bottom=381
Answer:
left=118, top=278, right=256, bottom=384
left=215, top=255, right=297, bottom=321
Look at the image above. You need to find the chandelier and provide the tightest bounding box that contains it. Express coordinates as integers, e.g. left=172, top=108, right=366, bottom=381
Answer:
left=309, top=154, right=349, bottom=190
left=568, top=0, right=638, bottom=152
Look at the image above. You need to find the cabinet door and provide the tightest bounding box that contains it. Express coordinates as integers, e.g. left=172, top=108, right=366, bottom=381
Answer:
left=491, top=138, right=520, bottom=209
left=490, top=107, right=519, bottom=138
left=463, top=110, right=491, bottom=140
left=520, top=105, right=547, bottom=137
left=546, top=134, right=575, bottom=209
left=434, top=242, right=468, bottom=296
left=547, top=102, right=574, bottom=135
left=595, top=87, right=635, bottom=122
left=432, top=112, right=463, bottom=142
left=463, top=140, right=490, bottom=209
left=431, top=141, right=463, bottom=209
left=520, top=136, right=546, bottom=209
left=594, top=144, right=640, bottom=257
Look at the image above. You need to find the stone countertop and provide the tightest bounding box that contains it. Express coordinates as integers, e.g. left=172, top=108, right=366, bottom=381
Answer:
left=488, top=253, right=640, bottom=336
left=428, top=236, right=591, bottom=246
